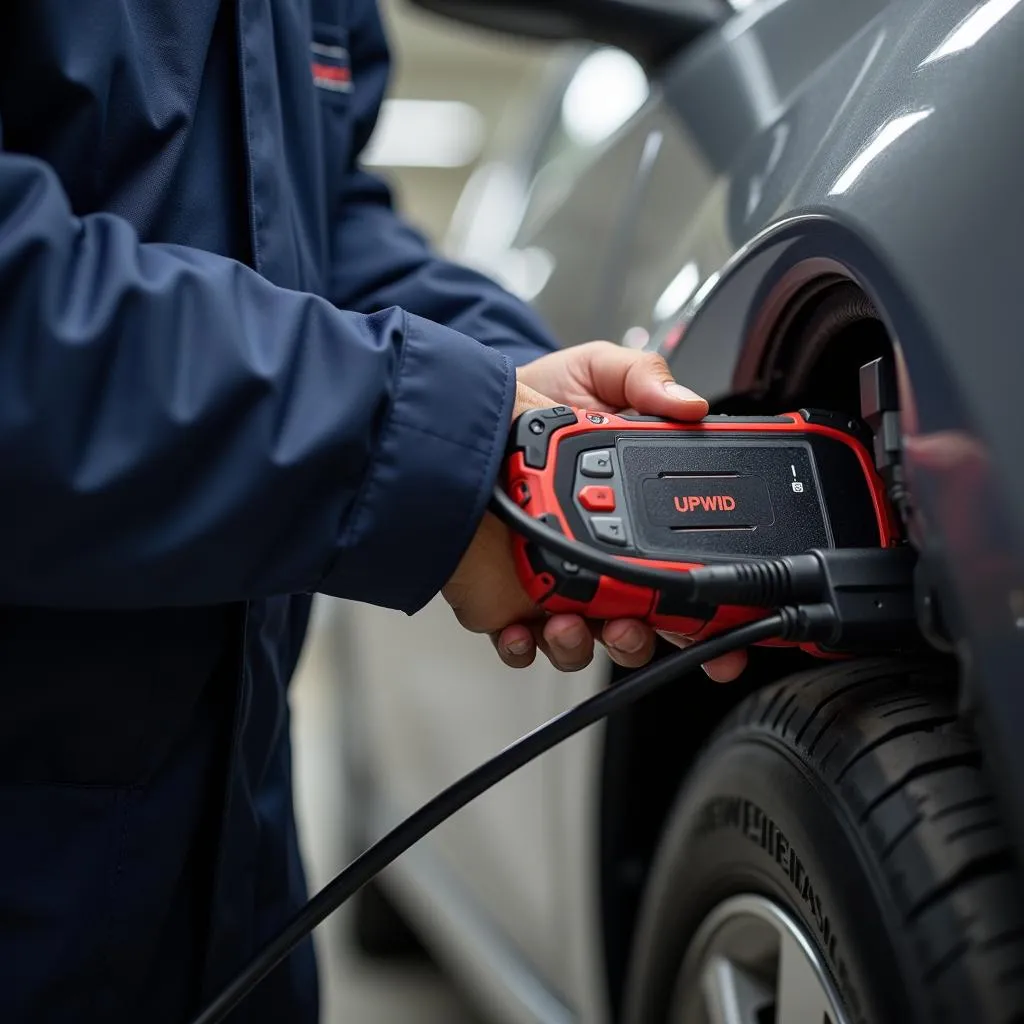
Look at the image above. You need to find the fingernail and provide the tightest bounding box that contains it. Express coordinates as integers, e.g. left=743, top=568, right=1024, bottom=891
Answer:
left=554, top=626, right=587, bottom=650
left=702, top=664, right=731, bottom=683
left=608, top=626, right=645, bottom=654
left=664, top=382, right=705, bottom=404
left=506, top=638, right=531, bottom=657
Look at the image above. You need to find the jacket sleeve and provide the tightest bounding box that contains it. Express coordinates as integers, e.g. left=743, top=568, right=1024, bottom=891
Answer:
left=0, top=145, right=515, bottom=613
left=326, top=0, right=560, bottom=368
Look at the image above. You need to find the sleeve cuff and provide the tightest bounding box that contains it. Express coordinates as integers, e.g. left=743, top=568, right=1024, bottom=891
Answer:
left=318, top=310, right=515, bottom=614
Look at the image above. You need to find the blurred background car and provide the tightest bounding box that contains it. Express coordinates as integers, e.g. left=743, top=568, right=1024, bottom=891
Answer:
left=291, top=8, right=560, bottom=1021
left=293, top=0, right=1024, bottom=1022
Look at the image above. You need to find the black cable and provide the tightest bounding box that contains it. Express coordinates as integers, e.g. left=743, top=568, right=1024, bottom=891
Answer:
left=188, top=613, right=800, bottom=1024
left=490, top=487, right=915, bottom=612
left=190, top=482, right=915, bottom=1021
left=491, top=485, right=739, bottom=593
left=490, top=486, right=826, bottom=606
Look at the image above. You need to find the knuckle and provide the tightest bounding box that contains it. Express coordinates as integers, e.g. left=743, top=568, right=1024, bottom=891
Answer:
left=642, top=351, right=671, bottom=375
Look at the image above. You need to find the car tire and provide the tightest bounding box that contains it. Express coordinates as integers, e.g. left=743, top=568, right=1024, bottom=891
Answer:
left=621, top=657, right=1024, bottom=1024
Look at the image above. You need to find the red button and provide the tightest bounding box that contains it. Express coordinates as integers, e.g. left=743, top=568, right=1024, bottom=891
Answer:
left=578, top=485, right=616, bottom=512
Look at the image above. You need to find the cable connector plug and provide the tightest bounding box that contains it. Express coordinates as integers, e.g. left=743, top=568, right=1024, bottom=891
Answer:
left=685, top=546, right=921, bottom=652
left=811, top=545, right=920, bottom=652
left=491, top=483, right=922, bottom=651
left=774, top=603, right=840, bottom=644
left=682, top=554, right=826, bottom=607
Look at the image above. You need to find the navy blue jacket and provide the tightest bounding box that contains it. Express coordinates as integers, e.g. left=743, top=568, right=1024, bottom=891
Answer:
left=0, top=1, right=557, bottom=1020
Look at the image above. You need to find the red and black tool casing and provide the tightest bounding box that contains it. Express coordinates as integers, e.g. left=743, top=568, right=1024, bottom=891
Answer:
left=503, top=408, right=898, bottom=655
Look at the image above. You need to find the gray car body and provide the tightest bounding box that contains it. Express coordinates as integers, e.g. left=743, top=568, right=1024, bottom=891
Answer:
left=335, top=1, right=1024, bottom=1021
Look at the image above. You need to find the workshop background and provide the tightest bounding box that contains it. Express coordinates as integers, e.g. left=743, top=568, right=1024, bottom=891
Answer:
left=292, top=2, right=550, bottom=1020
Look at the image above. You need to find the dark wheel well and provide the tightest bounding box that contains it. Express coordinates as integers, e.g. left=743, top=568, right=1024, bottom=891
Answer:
left=597, top=277, right=927, bottom=1015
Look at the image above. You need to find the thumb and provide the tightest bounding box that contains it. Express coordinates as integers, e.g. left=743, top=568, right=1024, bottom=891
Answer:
left=623, top=351, right=708, bottom=421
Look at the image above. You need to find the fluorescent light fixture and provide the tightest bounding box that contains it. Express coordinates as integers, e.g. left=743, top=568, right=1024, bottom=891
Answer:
left=561, top=48, right=649, bottom=147
left=920, top=0, right=1023, bottom=66
left=653, top=262, right=701, bottom=322
left=362, top=100, right=485, bottom=168
left=828, top=108, right=933, bottom=196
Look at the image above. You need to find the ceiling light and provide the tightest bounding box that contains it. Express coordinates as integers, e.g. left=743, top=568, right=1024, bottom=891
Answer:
left=561, top=49, right=649, bottom=148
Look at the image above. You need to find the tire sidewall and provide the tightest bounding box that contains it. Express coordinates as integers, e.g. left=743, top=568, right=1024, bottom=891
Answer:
left=623, top=729, right=913, bottom=1024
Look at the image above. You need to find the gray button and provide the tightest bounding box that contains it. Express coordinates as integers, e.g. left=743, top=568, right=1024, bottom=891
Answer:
left=592, top=516, right=628, bottom=547
left=580, top=450, right=614, bottom=478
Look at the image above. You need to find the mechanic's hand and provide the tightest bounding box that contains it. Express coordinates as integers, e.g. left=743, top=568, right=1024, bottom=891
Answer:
left=443, top=379, right=584, bottom=668
left=520, top=342, right=746, bottom=681
left=444, top=347, right=746, bottom=681
left=516, top=340, right=707, bottom=418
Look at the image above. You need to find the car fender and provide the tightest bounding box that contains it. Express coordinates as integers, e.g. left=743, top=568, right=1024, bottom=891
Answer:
left=648, top=0, right=1024, bottom=848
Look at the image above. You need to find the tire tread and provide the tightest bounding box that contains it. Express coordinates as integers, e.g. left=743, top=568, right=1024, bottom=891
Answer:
left=733, top=658, right=1024, bottom=1024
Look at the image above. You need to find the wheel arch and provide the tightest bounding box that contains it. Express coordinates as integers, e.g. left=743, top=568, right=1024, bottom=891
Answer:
left=597, top=260, right=913, bottom=1014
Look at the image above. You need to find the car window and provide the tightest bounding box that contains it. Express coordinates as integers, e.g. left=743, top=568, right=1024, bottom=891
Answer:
left=519, top=46, right=650, bottom=237
left=445, top=43, right=651, bottom=302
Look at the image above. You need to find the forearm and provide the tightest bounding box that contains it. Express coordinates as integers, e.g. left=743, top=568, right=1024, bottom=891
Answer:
left=0, top=151, right=513, bottom=612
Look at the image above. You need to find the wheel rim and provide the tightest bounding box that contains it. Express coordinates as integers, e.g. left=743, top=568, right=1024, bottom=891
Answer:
left=669, top=894, right=849, bottom=1024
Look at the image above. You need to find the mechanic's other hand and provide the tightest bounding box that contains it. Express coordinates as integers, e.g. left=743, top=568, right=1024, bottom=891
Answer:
left=443, top=364, right=745, bottom=681
left=443, top=378, right=616, bottom=672
left=443, top=509, right=621, bottom=673
left=658, top=632, right=748, bottom=683
left=444, top=379, right=655, bottom=672
left=440, top=380, right=542, bottom=639
left=516, top=340, right=708, bottom=420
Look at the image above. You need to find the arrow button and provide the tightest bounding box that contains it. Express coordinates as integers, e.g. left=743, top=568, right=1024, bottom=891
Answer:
left=592, top=516, right=628, bottom=547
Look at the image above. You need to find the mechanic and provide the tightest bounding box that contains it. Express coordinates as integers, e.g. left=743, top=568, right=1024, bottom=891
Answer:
left=0, top=2, right=741, bottom=1021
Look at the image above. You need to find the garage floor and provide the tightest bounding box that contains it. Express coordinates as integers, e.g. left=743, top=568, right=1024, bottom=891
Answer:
left=292, top=608, right=486, bottom=1023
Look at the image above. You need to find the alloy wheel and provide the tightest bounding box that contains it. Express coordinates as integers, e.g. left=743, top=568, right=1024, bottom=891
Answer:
left=669, top=894, right=849, bottom=1024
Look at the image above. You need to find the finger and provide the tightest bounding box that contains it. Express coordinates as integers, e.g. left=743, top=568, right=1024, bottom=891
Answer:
left=492, top=624, right=537, bottom=669
left=581, top=344, right=708, bottom=420
left=702, top=649, right=748, bottom=683
left=658, top=631, right=693, bottom=650
left=602, top=619, right=658, bottom=668
left=542, top=614, right=596, bottom=672
left=657, top=631, right=747, bottom=682
left=623, top=351, right=708, bottom=420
